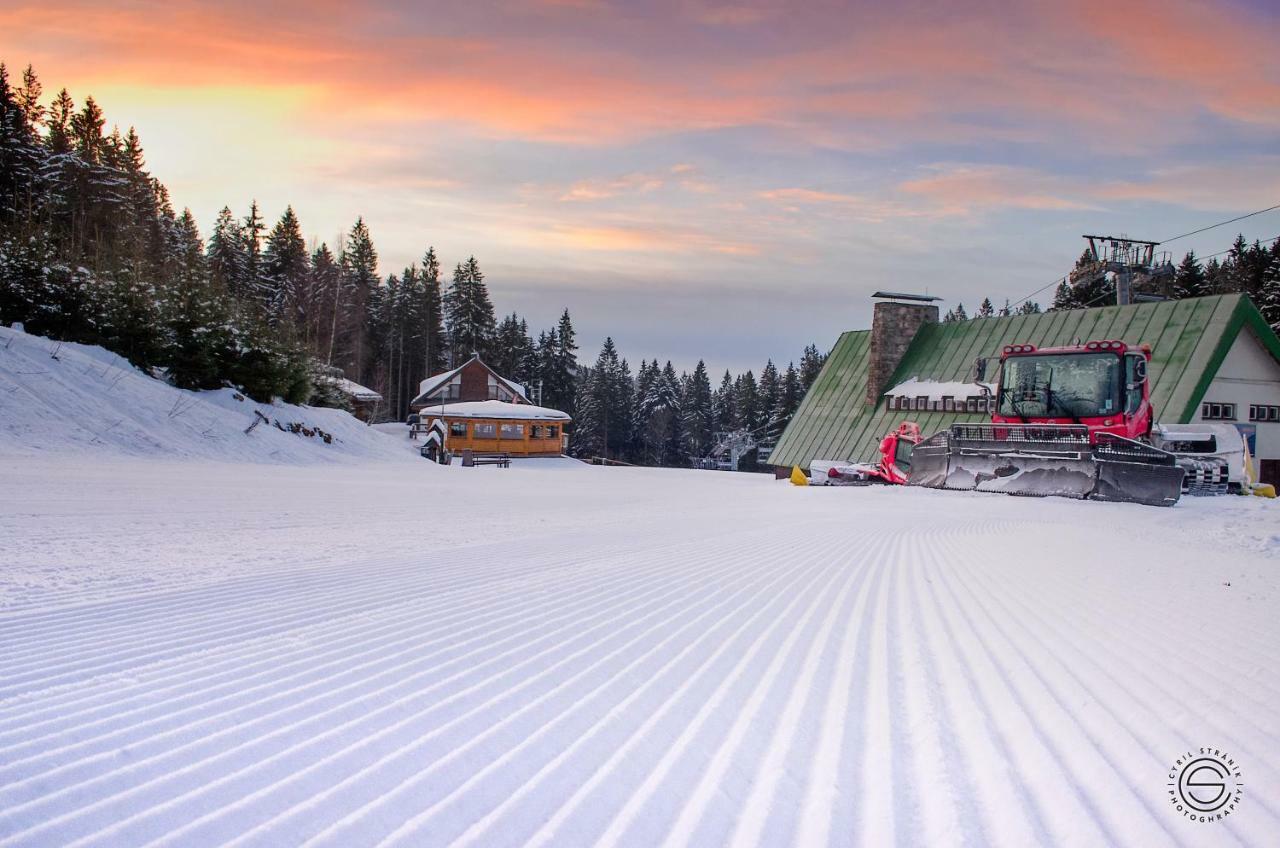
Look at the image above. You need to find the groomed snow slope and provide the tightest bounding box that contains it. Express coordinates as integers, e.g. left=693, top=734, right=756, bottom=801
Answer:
left=1, top=456, right=1277, bottom=847
left=0, top=325, right=414, bottom=464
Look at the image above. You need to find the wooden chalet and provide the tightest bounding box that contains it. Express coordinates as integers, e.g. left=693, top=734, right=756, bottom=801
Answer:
left=409, top=355, right=571, bottom=457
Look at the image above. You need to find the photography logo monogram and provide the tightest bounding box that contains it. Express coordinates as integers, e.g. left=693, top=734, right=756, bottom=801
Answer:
left=1167, top=748, right=1244, bottom=824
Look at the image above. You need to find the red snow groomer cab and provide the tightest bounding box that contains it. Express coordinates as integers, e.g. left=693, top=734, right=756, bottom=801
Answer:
left=908, top=339, right=1188, bottom=506
left=814, top=421, right=922, bottom=486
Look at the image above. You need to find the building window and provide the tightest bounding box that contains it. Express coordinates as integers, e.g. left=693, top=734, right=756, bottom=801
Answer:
left=500, top=423, right=524, bottom=439
left=942, top=397, right=954, bottom=412
left=914, top=395, right=928, bottom=411
left=474, top=422, right=496, bottom=438
left=1250, top=404, right=1280, bottom=422
left=1201, top=402, right=1236, bottom=421
left=449, top=421, right=467, bottom=437
left=546, top=425, right=559, bottom=439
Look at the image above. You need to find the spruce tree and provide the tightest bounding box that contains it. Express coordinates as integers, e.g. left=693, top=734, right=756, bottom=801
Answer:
left=571, top=367, right=602, bottom=458
left=1050, top=281, right=1074, bottom=310
left=1260, top=251, right=1280, bottom=334
left=758, top=359, right=780, bottom=433
left=242, top=200, right=265, bottom=302
left=714, top=369, right=737, bottom=431
left=735, top=370, right=761, bottom=432
left=637, top=360, right=681, bottom=465
left=262, top=205, right=308, bottom=323
left=492, top=313, right=532, bottom=381
left=308, top=243, right=339, bottom=358
left=553, top=308, right=578, bottom=415
left=1171, top=251, right=1207, bottom=299
left=207, top=207, right=245, bottom=295
left=799, top=344, right=824, bottom=390
left=681, top=360, right=714, bottom=459
left=419, top=247, right=446, bottom=375
left=444, top=255, right=495, bottom=362
left=770, top=362, right=803, bottom=435
left=0, top=63, right=43, bottom=227
left=337, top=217, right=377, bottom=380
left=580, top=338, right=628, bottom=460
left=976, top=297, right=994, bottom=318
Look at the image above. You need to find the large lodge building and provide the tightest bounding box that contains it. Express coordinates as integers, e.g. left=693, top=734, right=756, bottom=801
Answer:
left=770, top=293, right=1280, bottom=485
left=408, top=355, right=570, bottom=457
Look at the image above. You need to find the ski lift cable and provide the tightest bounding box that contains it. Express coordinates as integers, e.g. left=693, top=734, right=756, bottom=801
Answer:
left=1006, top=205, right=1279, bottom=313
left=1068, top=231, right=1280, bottom=311
left=1197, top=233, right=1279, bottom=262
left=1159, top=203, right=1280, bottom=245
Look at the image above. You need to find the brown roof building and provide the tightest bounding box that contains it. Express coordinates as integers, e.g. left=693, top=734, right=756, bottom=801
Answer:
left=409, top=356, right=571, bottom=457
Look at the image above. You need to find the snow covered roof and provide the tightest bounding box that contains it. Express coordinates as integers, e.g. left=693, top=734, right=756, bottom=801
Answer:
left=332, top=377, right=382, bottom=402
left=414, top=358, right=529, bottom=403
left=416, top=363, right=465, bottom=399
left=884, top=377, right=994, bottom=400
left=421, top=400, right=570, bottom=421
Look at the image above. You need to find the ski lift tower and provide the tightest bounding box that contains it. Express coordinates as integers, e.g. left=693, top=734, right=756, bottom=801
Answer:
left=1073, top=234, right=1175, bottom=306
left=702, top=429, right=759, bottom=471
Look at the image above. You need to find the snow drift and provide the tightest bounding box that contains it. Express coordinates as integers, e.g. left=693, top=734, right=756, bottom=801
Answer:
left=0, top=325, right=415, bottom=464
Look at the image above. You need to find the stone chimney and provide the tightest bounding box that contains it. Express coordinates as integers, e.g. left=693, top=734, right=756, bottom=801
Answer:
left=865, top=298, right=939, bottom=405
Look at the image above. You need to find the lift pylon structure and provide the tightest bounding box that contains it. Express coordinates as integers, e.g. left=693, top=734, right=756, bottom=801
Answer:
left=1072, top=234, right=1175, bottom=306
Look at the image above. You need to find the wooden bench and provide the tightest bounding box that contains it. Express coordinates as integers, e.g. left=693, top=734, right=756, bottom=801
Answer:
left=462, top=450, right=511, bottom=468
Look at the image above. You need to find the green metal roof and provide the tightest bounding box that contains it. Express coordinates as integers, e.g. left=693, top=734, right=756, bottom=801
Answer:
left=769, top=294, right=1280, bottom=470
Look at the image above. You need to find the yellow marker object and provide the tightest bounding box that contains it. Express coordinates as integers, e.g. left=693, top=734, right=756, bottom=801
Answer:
left=790, top=466, right=809, bottom=486
left=1252, top=483, right=1276, bottom=498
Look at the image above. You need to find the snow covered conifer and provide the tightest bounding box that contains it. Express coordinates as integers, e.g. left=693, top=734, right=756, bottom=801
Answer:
left=1260, top=251, right=1280, bottom=334
left=418, top=247, right=447, bottom=376
left=758, top=359, right=779, bottom=430
left=769, top=362, right=802, bottom=434
left=735, top=370, right=761, bottom=433
left=1173, top=251, right=1209, bottom=300
left=799, top=344, right=824, bottom=390
left=444, top=256, right=496, bottom=363
left=336, top=216, right=377, bottom=380
left=681, top=360, right=714, bottom=459
left=262, top=205, right=309, bottom=323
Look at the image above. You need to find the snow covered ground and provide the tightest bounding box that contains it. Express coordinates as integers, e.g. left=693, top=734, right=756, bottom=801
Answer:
left=2, top=327, right=1279, bottom=846
left=2, top=454, right=1278, bottom=848
left=0, top=325, right=412, bottom=465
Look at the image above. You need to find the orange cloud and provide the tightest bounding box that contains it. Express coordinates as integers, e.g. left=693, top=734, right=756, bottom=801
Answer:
left=547, top=224, right=760, bottom=256
left=4, top=0, right=1277, bottom=152
left=897, top=166, right=1095, bottom=214
left=559, top=173, right=666, bottom=202
left=1092, top=159, right=1280, bottom=211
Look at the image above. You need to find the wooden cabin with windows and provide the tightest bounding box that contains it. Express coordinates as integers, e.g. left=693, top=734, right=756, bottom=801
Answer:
left=409, top=355, right=572, bottom=456
left=430, top=400, right=570, bottom=456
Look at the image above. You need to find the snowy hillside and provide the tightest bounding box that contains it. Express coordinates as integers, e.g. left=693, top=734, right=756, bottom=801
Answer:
left=0, top=324, right=415, bottom=464
left=2, top=453, right=1278, bottom=847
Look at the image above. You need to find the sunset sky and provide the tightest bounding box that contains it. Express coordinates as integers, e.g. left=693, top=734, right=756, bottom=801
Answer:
left=4, top=0, right=1279, bottom=371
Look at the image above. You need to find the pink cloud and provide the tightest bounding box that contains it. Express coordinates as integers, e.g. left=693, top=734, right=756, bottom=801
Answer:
left=897, top=165, right=1095, bottom=214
